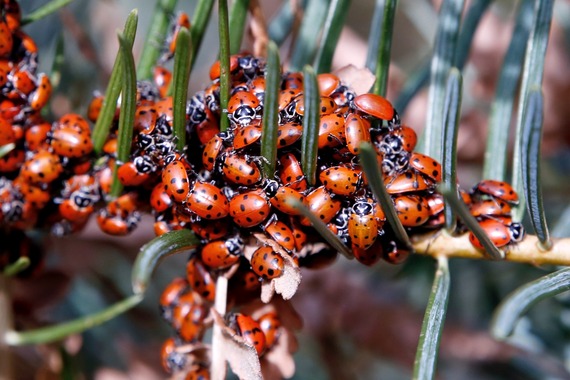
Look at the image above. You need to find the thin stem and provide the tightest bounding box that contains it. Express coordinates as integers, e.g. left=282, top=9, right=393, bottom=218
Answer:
left=211, top=276, right=229, bottom=380
left=413, top=232, right=570, bottom=266
left=0, top=275, right=14, bottom=379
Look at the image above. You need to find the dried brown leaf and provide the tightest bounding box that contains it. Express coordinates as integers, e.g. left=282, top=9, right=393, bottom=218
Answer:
left=212, top=309, right=263, bottom=380
left=252, top=233, right=302, bottom=303
left=261, top=329, right=296, bottom=379
left=334, top=65, right=375, bottom=95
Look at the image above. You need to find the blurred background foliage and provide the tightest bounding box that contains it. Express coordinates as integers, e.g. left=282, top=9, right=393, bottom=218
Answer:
left=11, top=0, right=570, bottom=379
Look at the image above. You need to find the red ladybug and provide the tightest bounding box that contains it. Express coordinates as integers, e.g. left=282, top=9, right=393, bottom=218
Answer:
left=319, top=165, right=362, bottom=197
left=353, top=93, right=396, bottom=123
left=162, top=160, right=190, bottom=202
left=344, top=112, right=371, bottom=155
left=263, top=218, right=296, bottom=252
left=409, top=152, right=442, bottom=182
left=278, top=153, right=308, bottom=192
left=201, top=235, right=243, bottom=269
left=250, top=246, right=284, bottom=280
left=186, top=182, right=229, bottom=220
left=468, top=219, right=512, bottom=250
left=348, top=201, right=379, bottom=249
left=20, top=149, right=63, bottom=185
left=473, top=180, right=519, bottom=204
left=393, top=194, right=431, bottom=227
left=221, top=153, right=261, bottom=186
left=231, top=313, right=267, bottom=356
left=257, top=312, right=282, bottom=349
left=228, top=90, right=261, bottom=126
left=229, top=190, right=270, bottom=228
left=300, top=186, right=341, bottom=226
left=318, top=112, right=345, bottom=149
left=186, top=257, right=216, bottom=302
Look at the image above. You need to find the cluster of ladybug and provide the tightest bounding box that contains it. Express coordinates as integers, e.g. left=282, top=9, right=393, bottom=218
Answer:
left=151, top=48, right=526, bottom=376
left=0, top=8, right=527, bottom=377
left=0, top=0, right=103, bottom=272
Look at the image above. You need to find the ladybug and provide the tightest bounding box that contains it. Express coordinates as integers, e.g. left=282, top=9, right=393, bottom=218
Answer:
left=160, top=338, right=187, bottom=373
left=300, top=186, right=341, bottom=226
left=391, top=125, right=418, bottom=153
left=385, top=169, right=434, bottom=194
left=186, top=257, right=216, bottom=302
left=118, top=160, right=151, bottom=187
left=153, top=66, right=172, bottom=98
left=353, top=93, right=396, bottom=123
left=20, top=149, right=63, bottom=185
left=319, top=165, right=362, bottom=197
left=221, top=153, right=261, bottom=186
left=473, top=180, right=519, bottom=204
left=28, top=73, right=52, bottom=112
left=159, top=277, right=188, bottom=312
left=195, top=108, right=220, bottom=145
left=278, top=153, right=308, bottom=191
left=276, top=122, right=303, bottom=148
left=150, top=182, right=173, bottom=213
left=133, top=105, right=158, bottom=134
left=318, top=112, right=345, bottom=149
left=344, top=112, right=371, bottom=155
left=352, top=239, right=384, bottom=266
left=468, top=219, right=511, bottom=250
left=233, top=123, right=262, bottom=149
left=24, top=120, right=51, bottom=151
left=162, top=160, right=191, bottom=202
left=250, top=247, right=285, bottom=280
left=0, top=117, right=15, bottom=146
left=6, top=67, right=35, bottom=99
left=202, top=133, right=226, bottom=171
left=229, top=190, right=270, bottom=228
left=409, top=152, right=442, bottom=182
left=155, top=96, right=174, bottom=121
left=509, top=222, right=525, bottom=243
left=393, top=194, right=431, bottom=227
left=179, top=302, right=209, bottom=342
left=269, top=186, right=305, bottom=215
left=190, top=218, right=230, bottom=241
left=231, top=313, right=267, bottom=356
left=348, top=201, right=379, bottom=249
left=96, top=212, right=140, bottom=236
left=383, top=240, right=411, bottom=264
left=291, top=95, right=337, bottom=117
left=204, top=82, right=220, bottom=112
left=55, top=113, right=91, bottom=134
left=0, top=147, right=25, bottom=172
left=317, top=73, right=341, bottom=96
left=229, top=190, right=270, bottom=227
left=257, top=312, right=281, bottom=349
left=263, top=218, right=296, bottom=252
left=278, top=88, right=302, bottom=114
left=186, top=182, right=229, bottom=220
left=13, top=179, right=50, bottom=209
left=290, top=217, right=308, bottom=252
left=228, top=90, right=262, bottom=126
left=0, top=21, right=14, bottom=57
left=58, top=191, right=96, bottom=223
left=162, top=11, right=191, bottom=62
left=86, top=92, right=105, bottom=123
left=49, top=126, right=93, bottom=158
left=209, top=55, right=240, bottom=80
left=249, top=76, right=266, bottom=105
left=282, top=72, right=304, bottom=90
left=201, top=235, right=243, bottom=269
left=469, top=199, right=511, bottom=218
left=3, top=0, right=21, bottom=32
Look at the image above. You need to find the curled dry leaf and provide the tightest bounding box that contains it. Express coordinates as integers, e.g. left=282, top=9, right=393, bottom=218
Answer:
left=249, top=233, right=302, bottom=303
left=261, top=328, right=296, bottom=379
left=212, top=309, right=263, bottom=380
left=334, top=65, right=376, bottom=95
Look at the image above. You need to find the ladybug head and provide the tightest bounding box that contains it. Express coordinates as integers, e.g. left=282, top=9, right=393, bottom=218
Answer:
left=509, top=222, right=525, bottom=242
left=261, top=179, right=279, bottom=198
left=352, top=201, right=373, bottom=216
